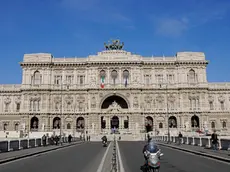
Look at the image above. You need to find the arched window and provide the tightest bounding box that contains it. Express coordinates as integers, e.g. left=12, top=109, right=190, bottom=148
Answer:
left=30, top=116, right=39, bottom=130
left=222, top=121, right=226, bottom=128
left=14, top=123, right=19, bottom=131
left=111, top=70, right=118, bottom=84
left=169, top=116, right=177, bottom=128
left=3, top=123, right=8, bottom=131
left=211, top=122, right=215, bottom=129
left=187, top=69, right=196, bottom=83
left=33, top=71, right=42, bottom=85
left=67, top=123, right=71, bottom=129
left=220, top=101, right=225, bottom=110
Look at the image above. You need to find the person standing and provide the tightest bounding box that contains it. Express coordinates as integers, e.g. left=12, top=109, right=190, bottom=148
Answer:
left=211, top=130, right=219, bottom=150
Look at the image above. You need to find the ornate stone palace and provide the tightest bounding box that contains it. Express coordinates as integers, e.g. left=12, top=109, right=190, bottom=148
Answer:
left=0, top=40, right=230, bottom=138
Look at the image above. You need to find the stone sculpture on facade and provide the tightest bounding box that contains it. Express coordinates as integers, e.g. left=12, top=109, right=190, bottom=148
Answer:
left=104, top=39, right=124, bottom=50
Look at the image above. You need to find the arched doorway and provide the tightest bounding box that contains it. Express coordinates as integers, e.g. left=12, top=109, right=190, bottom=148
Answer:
left=101, top=95, right=128, bottom=109
left=191, top=115, right=199, bottom=128
left=111, top=116, right=119, bottom=129
left=53, top=117, right=61, bottom=129
left=169, top=116, right=177, bottom=128
left=145, top=116, right=153, bottom=132
left=30, top=116, right=39, bottom=130
left=76, top=117, right=85, bottom=131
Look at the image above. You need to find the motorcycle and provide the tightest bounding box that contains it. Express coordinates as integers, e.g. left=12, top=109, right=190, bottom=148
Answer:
left=102, top=140, right=107, bottom=147
left=145, top=150, right=163, bottom=172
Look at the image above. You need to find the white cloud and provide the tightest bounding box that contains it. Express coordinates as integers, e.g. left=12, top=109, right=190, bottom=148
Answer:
left=154, top=17, right=189, bottom=37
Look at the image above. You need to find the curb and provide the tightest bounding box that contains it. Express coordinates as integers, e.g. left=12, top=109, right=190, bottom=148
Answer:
left=158, top=142, right=230, bottom=163
left=0, top=141, right=84, bottom=165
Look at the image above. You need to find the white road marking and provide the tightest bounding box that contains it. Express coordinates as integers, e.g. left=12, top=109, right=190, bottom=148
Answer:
left=96, top=142, right=111, bottom=172
left=116, top=141, right=125, bottom=172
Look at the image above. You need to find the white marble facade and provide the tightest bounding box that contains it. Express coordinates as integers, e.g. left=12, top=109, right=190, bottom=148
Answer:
left=0, top=43, right=230, bottom=137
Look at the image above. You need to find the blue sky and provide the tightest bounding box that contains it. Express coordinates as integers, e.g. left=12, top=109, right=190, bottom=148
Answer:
left=1, top=0, right=230, bottom=84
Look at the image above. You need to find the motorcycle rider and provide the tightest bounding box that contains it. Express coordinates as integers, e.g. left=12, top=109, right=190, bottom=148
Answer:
left=101, top=135, right=108, bottom=144
left=141, top=139, right=160, bottom=170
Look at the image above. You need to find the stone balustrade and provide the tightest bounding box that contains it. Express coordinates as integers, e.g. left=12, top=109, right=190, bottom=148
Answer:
left=0, top=137, right=79, bottom=153
left=153, top=136, right=230, bottom=150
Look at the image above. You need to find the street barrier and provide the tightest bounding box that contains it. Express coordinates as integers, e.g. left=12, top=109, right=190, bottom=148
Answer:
left=0, top=137, right=80, bottom=153
left=153, top=136, right=230, bottom=150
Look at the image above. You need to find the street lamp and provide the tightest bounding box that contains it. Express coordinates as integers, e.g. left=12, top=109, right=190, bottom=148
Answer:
left=159, top=83, right=170, bottom=143
left=60, top=80, right=70, bottom=145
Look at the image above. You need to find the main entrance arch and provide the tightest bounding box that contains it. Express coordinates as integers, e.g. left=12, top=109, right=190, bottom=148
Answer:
left=101, top=95, right=129, bottom=109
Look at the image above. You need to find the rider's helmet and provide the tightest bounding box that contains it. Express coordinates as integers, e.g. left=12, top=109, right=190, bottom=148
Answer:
left=147, top=139, right=159, bottom=153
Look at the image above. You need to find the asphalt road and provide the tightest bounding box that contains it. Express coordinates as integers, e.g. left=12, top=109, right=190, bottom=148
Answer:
left=0, top=142, right=107, bottom=172
left=118, top=141, right=230, bottom=172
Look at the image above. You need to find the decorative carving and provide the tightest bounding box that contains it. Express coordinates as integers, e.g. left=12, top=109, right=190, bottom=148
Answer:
left=208, top=95, right=214, bottom=102
left=107, top=101, right=122, bottom=113
left=110, top=101, right=121, bottom=109
left=91, top=97, right=96, bottom=108
left=133, top=97, right=139, bottom=108
left=4, top=97, right=11, bottom=104
left=156, top=95, right=164, bottom=109
left=65, top=95, right=73, bottom=110
left=218, top=95, right=225, bottom=102
left=144, top=95, right=152, bottom=109
left=104, top=39, right=124, bottom=50
left=15, top=96, right=21, bottom=104
left=65, top=95, right=73, bottom=105
left=54, top=96, right=61, bottom=103
left=126, top=93, right=130, bottom=97
left=89, top=75, right=96, bottom=86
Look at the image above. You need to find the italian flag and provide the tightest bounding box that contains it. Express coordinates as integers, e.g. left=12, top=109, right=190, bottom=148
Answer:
left=100, top=76, right=105, bottom=88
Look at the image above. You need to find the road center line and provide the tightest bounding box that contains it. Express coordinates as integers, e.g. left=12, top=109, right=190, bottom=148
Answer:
left=116, top=141, right=125, bottom=172
left=96, top=142, right=111, bottom=172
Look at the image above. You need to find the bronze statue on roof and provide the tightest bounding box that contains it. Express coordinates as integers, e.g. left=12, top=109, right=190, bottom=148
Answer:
left=104, top=39, right=124, bottom=50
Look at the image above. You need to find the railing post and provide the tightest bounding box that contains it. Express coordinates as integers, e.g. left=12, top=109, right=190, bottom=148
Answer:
left=207, top=138, right=211, bottom=148
left=27, top=139, right=30, bottom=148
left=8, top=140, right=11, bottom=152
left=192, top=137, right=195, bottom=145
left=199, top=137, right=202, bottom=146
left=186, top=137, right=189, bottom=144
left=218, top=138, right=222, bottom=150
left=19, top=139, right=22, bottom=150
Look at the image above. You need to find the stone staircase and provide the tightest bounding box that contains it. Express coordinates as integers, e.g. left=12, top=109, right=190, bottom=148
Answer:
left=89, top=134, right=145, bottom=141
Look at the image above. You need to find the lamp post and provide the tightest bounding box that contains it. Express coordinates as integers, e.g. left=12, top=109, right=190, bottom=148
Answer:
left=60, top=80, right=70, bottom=145
left=160, top=83, right=170, bottom=143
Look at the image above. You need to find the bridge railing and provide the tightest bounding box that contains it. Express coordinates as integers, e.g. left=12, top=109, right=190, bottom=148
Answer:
left=153, top=136, right=230, bottom=150
left=0, top=137, right=80, bottom=153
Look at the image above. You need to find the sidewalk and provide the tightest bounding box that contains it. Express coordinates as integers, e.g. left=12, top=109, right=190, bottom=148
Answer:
left=0, top=141, right=83, bottom=164
left=157, top=141, right=230, bottom=161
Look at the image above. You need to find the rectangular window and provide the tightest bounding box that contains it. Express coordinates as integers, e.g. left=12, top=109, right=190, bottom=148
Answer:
left=156, top=74, right=163, bottom=84
left=16, top=103, right=20, bottom=112
left=66, top=75, right=73, bottom=85
left=144, top=75, right=151, bottom=85
left=220, top=102, right=224, bottom=111
left=54, top=75, right=62, bottom=85
left=167, top=74, right=174, bottom=83
left=209, top=102, right=214, bottom=110
left=78, top=75, right=85, bottom=85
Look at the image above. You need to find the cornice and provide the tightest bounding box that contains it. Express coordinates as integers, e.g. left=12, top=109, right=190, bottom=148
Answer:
left=20, top=60, right=209, bottom=68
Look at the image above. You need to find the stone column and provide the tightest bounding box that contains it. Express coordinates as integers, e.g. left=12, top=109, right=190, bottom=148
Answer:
left=120, top=116, right=123, bottom=129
